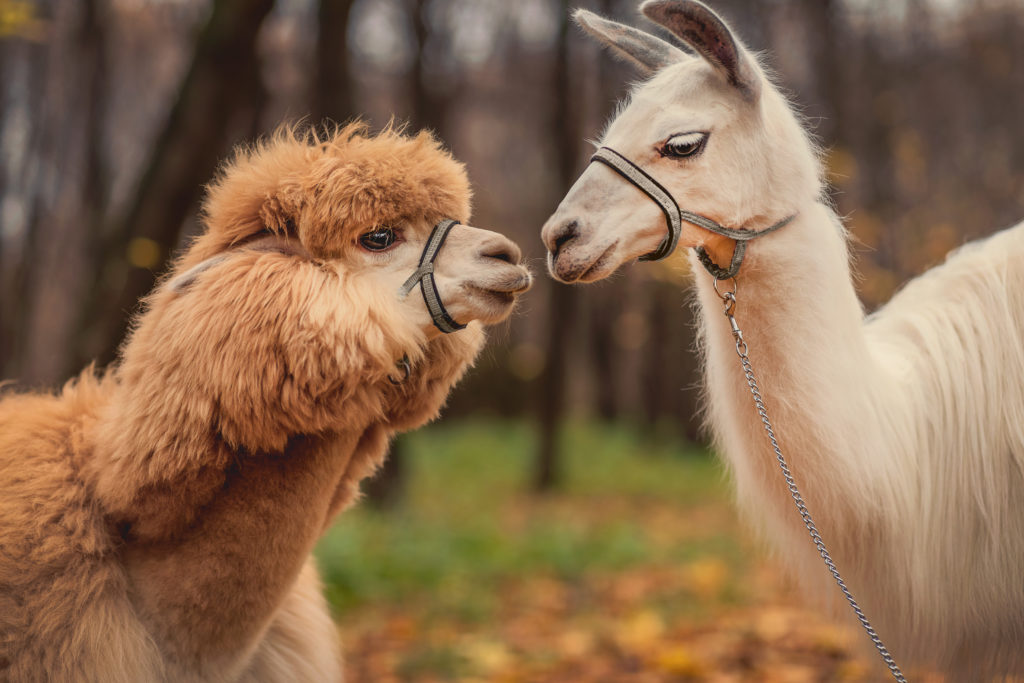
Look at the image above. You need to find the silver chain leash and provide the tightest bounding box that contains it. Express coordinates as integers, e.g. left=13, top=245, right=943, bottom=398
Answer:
left=714, top=277, right=907, bottom=683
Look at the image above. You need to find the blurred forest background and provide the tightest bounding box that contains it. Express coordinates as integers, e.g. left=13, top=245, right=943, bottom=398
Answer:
left=2, top=0, right=1024, bottom=478
left=1, top=0, right=1023, bottom=680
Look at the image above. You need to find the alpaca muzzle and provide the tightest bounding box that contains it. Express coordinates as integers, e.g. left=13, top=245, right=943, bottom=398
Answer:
left=397, top=219, right=466, bottom=334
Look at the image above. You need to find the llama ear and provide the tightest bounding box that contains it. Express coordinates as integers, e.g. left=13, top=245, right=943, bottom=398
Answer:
left=640, top=0, right=761, bottom=99
left=574, top=8, right=686, bottom=73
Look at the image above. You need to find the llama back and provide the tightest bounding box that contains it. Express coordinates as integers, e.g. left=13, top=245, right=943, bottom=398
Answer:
left=863, top=221, right=1024, bottom=671
left=0, top=374, right=162, bottom=682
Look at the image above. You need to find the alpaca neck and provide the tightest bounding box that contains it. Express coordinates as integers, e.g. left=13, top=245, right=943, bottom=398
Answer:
left=120, top=431, right=366, bottom=676
left=690, top=200, right=890, bottom=552
left=84, top=378, right=384, bottom=678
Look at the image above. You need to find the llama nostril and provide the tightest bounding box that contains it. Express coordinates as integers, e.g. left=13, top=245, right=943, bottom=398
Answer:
left=551, top=220, right=579, bottom=256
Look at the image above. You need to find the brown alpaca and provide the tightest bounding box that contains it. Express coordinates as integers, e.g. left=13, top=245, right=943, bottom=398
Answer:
left=0, top=124, right=531, bottom=682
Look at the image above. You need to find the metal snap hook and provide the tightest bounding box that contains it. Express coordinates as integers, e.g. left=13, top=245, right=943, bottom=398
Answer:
left=713, top=277, right=739, bottom=315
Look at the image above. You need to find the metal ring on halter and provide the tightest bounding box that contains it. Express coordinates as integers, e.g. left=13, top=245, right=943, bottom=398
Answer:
left=712, top=276, right=738, bottom=300
left=589, top=146, right=796, bottom=279
left=397, top=219, right=466, bottom=334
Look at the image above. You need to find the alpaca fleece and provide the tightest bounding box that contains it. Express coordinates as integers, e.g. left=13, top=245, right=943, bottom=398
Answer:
left=0, top=124, right=486, bottom=682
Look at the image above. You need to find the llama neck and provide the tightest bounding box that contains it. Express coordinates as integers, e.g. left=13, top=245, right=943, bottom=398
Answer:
left=690, top=200, right=891, bottom=550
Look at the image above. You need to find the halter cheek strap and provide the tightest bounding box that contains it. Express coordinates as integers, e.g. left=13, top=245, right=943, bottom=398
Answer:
left=398, top=218, right=466, bottom=334
left=589, top=147, right=795, bottom=279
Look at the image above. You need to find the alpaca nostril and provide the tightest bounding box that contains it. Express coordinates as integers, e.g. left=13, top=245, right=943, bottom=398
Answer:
left=487, top=252, right=512, bottom=264
left=481, top=239, right=522, bottom=266
left=551, top=220, right=579, bottom=256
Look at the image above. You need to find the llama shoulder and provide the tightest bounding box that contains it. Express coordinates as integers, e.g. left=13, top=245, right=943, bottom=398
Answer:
left=867, top=221, right=1024, bottom=342
left=862, top=221, right=1024, bottom=471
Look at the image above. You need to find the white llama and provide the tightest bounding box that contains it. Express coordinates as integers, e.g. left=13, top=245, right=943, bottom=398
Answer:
left=542, top=1, right=1024, bottom=677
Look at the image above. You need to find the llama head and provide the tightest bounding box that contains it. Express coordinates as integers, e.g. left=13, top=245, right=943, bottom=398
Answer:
left=123, top=124, right=531, bottom=448
left=542, top=0, right=822, bottom=283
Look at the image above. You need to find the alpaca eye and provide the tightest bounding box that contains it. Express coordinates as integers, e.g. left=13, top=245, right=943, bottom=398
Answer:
left=661, top=132, right=708, bottom=159
left=359, top=227, right=397, bottom=251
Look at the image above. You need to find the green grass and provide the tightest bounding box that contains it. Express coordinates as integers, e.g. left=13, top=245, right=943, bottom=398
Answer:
left=315, top=419, right=740, bottom=614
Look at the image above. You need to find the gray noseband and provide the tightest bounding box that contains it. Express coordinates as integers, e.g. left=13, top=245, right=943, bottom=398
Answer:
left=590, top=147, right=795, bottom=279
left=398, top=218, right=466, bottom=334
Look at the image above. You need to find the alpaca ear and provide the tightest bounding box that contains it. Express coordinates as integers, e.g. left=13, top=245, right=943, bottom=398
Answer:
left=640, top=0, right=761, bottom=99
left=259, top=187, right=301, bottom=236
left=166, top=235, right=312, bottom=294
left=166, top=255, right=229, bottom=294
left=574, top=8, right=686, bottom=73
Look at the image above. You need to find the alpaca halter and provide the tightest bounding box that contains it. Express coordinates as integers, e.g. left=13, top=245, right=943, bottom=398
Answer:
left=398, top=218, right=466, bottom=334
left=589, top=147, right=795, bottom=278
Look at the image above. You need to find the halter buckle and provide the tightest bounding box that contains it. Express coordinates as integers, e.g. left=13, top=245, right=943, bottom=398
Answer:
left=398, top=219, right=466, bottom=334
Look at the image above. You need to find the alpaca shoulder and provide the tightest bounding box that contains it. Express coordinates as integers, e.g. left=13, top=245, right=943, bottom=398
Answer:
left=0, top=375, right=162, bottom=681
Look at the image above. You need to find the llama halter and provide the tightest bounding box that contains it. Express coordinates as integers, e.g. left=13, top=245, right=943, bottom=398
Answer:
left=398, top=218, right=467, bottom=334
left=590, top=148, right=907, bottom=679
left=589, top=147, right=795, bottom=278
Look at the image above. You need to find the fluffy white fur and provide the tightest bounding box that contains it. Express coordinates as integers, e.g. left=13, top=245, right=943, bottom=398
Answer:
left=544, top=1, right=1024, bottom=676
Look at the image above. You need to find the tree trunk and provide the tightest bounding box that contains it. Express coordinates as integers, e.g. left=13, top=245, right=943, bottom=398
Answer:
left=409, top=0, right=436, bottom=132
left=641, top=283, right=670, bottom=432
left=313, top=0, right=356, bottom=125
left=534, top=0, right=579, bottom=492
left=362, top=432, right=407, bottom=509
left=0, top=41, right=11, bottom=372
left=586, top=0, right=623, bottom=423
left=15, top=0, right=108, bottom=386
left=364, top=0, right=444, bottom=507
left=589, top=296, right=619, bottom=421
left=79, top=0, right=275, bottom=371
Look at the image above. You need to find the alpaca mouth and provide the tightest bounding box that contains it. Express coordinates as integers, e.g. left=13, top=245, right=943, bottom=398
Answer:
left=467, top=283, right=522, bottom=306
left=476, top=269, right=532, bottom=295
left=477, top=288, right=515, bottom=305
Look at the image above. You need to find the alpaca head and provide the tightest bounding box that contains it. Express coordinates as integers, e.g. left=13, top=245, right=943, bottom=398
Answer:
left=121, top=124, right=531, bottom=448
left=542, top=0, right=822, bottom=283
left=181, top=124, right=532, bottom=335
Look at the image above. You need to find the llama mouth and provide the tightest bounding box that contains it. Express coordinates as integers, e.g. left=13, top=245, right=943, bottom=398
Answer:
left=552, top=241, right=618, bottom=283
left=579, top=244, right=619, bottom=282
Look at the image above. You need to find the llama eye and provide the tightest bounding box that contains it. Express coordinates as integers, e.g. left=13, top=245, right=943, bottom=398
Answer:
left=661, top=132, right=708, bottom=159
left=358, top=227, right=397, bottom=251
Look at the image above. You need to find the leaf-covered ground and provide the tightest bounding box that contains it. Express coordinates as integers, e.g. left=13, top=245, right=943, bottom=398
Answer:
left=315, top=420, right=942, bottom=682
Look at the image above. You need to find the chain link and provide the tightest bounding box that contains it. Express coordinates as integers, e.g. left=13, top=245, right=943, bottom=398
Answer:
left=718, top=282, right=907, bottom=683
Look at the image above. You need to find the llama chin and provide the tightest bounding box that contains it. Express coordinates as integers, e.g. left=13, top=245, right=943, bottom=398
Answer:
left=0, top=123, right=530, bottom=682
left=543, top=0, right=1024, bottom=677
